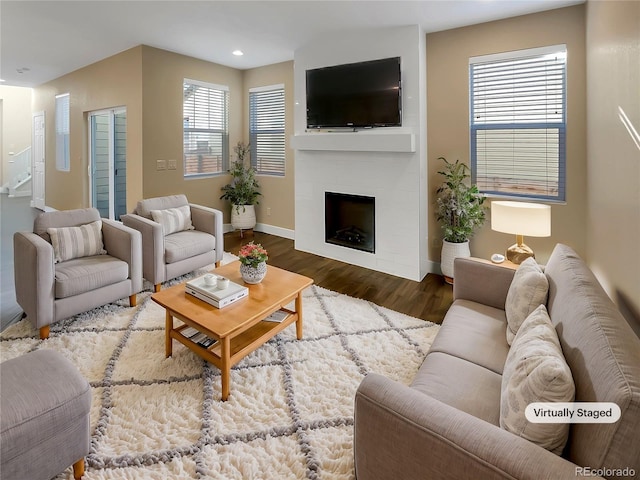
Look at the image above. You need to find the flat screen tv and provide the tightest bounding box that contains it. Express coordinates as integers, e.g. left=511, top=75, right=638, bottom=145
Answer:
left=306, top=57, right=401, bottom=129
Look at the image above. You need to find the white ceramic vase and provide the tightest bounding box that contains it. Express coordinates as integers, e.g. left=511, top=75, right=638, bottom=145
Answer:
left=441, top=239, right=471, bottom=283
left=231, top=204, right=256, bottom=231
left=240, top=261, right=267, bottom=284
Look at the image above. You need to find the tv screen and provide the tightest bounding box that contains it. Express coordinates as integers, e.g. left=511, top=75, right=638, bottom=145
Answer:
left=306, top=57, right=401, bottom=129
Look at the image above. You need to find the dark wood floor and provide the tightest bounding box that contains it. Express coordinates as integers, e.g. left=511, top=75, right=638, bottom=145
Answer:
left=225, top=230, right=453, bottom=324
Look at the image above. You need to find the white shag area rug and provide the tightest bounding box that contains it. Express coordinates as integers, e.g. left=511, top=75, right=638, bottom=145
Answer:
left=0, top=254, right=440, bottom=480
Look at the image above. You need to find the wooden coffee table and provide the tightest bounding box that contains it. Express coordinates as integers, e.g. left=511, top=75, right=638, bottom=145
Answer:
left=151, top=261, right=313, bottom=400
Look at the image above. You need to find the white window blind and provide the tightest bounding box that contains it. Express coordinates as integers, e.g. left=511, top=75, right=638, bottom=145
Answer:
left=249, top=85, right=285, bottom=176
left=470, top=45, right=566, bottom=201
left=55, top=93, right=70, bottom=172
left=183, top=79, right=229, bottom=176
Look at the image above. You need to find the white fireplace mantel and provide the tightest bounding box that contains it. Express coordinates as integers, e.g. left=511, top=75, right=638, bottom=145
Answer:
left=290, top=132, right=415, bottom=153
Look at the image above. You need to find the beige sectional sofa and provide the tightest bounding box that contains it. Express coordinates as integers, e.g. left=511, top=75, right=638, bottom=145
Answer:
left=354, top=244, right=640, bottom=480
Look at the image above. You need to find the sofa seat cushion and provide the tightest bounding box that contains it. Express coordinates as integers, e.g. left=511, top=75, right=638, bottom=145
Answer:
left=411, top=352, right=502, bottom=426
left=430, top=299, right=510, bottom=375
left=164, top=230, right=215, bottom=264
left=55, top=255, right=129, bottom=299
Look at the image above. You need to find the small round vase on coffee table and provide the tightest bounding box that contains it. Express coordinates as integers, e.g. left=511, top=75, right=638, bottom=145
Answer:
left=240, top=262, right=267, bottom=284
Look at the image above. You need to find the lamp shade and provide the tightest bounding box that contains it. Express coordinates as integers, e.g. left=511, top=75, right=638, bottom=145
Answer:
left=491, top=201, right=551, bottom=237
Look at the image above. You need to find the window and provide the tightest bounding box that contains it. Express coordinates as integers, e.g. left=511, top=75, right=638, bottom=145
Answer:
left=55, top=93, right=70, bottom=171
left=249, top=84, right=285, bottom=176
left=470, top=45, right=566, bottom=201
left=183, top=79, right=229, bottom=176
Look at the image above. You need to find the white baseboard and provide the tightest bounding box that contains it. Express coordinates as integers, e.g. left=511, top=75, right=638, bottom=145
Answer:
left=255, top=223, right=295, bottom=240
left=223, top=223, right=295, bottom=241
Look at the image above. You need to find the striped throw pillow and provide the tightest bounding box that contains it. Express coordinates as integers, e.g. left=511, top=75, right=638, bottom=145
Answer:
left=150, top=205, right=194, bottom=236
left=47, top=220, right=107, bottom=263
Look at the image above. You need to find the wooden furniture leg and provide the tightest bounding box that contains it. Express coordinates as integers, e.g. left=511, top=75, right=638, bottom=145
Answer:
left=129, top=294, right=137, bottom=307
left=165, top=311, right=173, bottom=358
left=154, top=284, right=161, bottom=293
left=295, top=292, right=304, bottom=340
left=221, top=336, right=231, bottom=401
left=73, top=458, right=85, bottom=479
left=215, top=261, right=221, bottom=268
left=39, top=325, right=50, bottom=340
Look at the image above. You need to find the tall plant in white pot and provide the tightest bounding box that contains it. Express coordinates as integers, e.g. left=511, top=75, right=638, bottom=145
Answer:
left=436, top=157, right=486, bottom=283
left=220, top=142, right=261, bottom=235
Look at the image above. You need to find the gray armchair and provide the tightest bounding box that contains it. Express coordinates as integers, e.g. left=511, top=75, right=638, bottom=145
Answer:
left=121, top=194, right=223, bottom=292
left=13, top=208, right=142, bottom=339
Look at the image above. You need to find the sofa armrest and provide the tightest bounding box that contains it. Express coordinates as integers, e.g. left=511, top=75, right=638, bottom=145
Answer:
left=13, top=232, right=55, bottom=328
left=121, top=213, right=165, bottom=285
left=190, top=204, right=224, bottom=264
left=102, top=219, right=143, bottom=294
left=354, top=373, right=594, bottom=480
left=453, top=258, right=516, bottom=310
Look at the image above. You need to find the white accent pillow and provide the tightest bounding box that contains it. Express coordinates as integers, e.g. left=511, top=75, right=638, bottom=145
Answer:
left=151, top=205, right=194, bottom=236
left=500, top=304, right=575, bottom=455
left=47, top=220, right=107, bottom=263
left=505, top=257, right=549, bottom=345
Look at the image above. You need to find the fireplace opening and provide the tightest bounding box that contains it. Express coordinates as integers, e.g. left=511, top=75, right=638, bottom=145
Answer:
left=325, top=192, right=375, bottom=253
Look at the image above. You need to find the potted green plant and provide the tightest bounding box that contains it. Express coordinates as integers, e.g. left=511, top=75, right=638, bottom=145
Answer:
left=220, top=142, right=261, bottom=233
left=435, top=157, right=486, bottom=282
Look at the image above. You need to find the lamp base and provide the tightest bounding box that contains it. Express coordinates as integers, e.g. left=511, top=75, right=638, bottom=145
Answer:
left=506, top=243, right=535, bottom=265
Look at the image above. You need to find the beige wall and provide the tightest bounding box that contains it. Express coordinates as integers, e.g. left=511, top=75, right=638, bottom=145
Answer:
left=242, top=61, right=295, bottom=231
left=585, top=0, right=640, bottom=315
left=426, top=5, right=587, bottom=265
left=0, top=86, right=33, bottom=187
left=140, top=46, right=243, bottom=215
left=32, top=46, right=144, bottom=212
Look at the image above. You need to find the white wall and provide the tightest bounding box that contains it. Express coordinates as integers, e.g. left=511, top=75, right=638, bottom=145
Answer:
left=0, top=86, right=33, bottom=188
left=292, top=25, right=430, bottom=281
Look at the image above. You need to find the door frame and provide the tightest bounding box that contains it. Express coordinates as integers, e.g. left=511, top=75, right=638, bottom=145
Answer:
left=31, top=111, right=46, bottom=210
left=88, top=107, right=126, bottom=219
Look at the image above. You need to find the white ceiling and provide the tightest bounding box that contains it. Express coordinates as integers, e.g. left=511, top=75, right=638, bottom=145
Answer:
left=1, top=0, right=583, bottom=88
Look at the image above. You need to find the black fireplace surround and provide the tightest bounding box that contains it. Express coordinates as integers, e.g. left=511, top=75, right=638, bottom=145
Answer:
left=325, top=192, right=375, bottom=253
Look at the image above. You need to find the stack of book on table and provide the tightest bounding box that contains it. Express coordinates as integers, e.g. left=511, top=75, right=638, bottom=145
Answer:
left=185, top=275, right=249, bottom=308
left=181, top=326, right=218, bottom=348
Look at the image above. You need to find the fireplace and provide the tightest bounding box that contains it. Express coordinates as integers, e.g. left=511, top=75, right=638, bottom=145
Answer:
left=325, top=192, right=375, bottom=253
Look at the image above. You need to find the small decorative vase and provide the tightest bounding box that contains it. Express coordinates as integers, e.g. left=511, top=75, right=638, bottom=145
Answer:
left=441, top=239, right=471, bottom=284
left=240, top=261, right=267, bottom=284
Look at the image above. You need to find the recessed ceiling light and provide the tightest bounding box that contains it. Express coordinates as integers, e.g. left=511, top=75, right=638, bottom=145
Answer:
left=232, top=50, right=244, bottom=56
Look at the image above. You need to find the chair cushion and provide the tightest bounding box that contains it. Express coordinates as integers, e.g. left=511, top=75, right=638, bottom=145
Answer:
left=135, top=194, right=189, bottom=220
left=54, top=255, right=129, bottom=299
left=412, top=352, right=502, bottom=426
left=151, top=205, right=194, bottom=235
left=164, top=230, right=215, bottom=264
left=34, top=207, right=101, bottom=243
left=47, top=220, right=106, bottom=263
left=505, top=257, right=548, bottom=345
left=430, top=299, right=509, bottom=375
left=500, top=304, right=575, bottom=455
left=0, top=349, right=91, bottom=472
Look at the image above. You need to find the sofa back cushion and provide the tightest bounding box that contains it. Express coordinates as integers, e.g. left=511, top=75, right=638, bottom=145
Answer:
left=34, top=208, right=101, bottom=244
left=545, top=244, right=640, bottom=472
left=134, top=194, right=189, bottom=220
left=500, top=304, right=575, bottom=455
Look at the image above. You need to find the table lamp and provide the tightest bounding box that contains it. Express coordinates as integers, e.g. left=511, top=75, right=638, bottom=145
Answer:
left=491, top=201, right=551, bottom=264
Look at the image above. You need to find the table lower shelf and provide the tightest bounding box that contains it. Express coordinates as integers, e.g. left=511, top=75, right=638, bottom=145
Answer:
left=169, top=307, right=297, bottom=369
